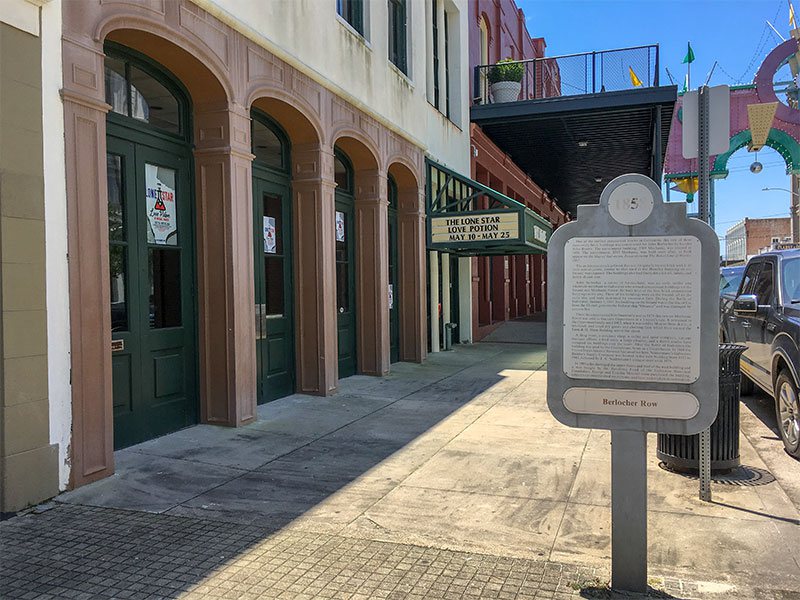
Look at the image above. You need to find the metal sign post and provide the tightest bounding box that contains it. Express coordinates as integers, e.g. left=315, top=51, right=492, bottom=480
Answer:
left=610, top=429, right=647, bottom=591
left=547, top=174, right=719, bottom=593
left=684, top=84, right=730, bottom=501
left=697, top=86, right=713, bottom=502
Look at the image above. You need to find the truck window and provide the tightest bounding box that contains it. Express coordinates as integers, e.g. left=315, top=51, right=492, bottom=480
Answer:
left=720, top=268, right=744, bottom=294
left=752, top=263, right=774, bottom=306
left=740, top=263, right=762, bottom=296
left=782, top=257, right=800, bottom=304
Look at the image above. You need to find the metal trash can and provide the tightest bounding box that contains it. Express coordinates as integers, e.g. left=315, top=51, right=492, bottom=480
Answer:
left=443, top=322, right=457, bottom=351
left=657, top=344, right=747, bottom=474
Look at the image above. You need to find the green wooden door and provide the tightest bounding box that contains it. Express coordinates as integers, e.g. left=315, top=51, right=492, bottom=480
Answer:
left=253, top=172, right=295, bottom=403
left=107, top=134, right=197, bottom=450
left=335, top=193, right=357, bottom=378
left=388, top=205, right=400, bottom=363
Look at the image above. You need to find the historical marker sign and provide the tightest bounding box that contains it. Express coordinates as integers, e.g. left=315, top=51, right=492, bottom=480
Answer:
left=563, top=235, right=702, bottom=384
left=546, top=173, right=720, bottom=593
left=548, top=174, right=719, bottom=435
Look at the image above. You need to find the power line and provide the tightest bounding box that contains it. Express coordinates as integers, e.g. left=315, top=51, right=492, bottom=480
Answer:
left=726, top=162, right=787, bottom=172
left=732, top=0, right=783, bottom=84
left=715, top=63, right=739, bottom=84
left=714, top=212, right=791, bottom=227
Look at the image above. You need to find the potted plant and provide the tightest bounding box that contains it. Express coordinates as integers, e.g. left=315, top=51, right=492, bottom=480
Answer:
left=488, top=58, right=523, bottom=103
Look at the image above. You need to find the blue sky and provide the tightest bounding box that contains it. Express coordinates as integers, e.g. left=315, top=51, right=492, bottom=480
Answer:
left=517, top=0, right=794, bottom=248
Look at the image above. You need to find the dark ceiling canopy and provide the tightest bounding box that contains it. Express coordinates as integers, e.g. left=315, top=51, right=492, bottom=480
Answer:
left=471, top=86, right=676, bottom=216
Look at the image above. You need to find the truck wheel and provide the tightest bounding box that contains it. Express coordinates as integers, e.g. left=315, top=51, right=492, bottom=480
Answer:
left=774, top=371, right=800, bottom=459
left=740, top=373, right=754, bottom=396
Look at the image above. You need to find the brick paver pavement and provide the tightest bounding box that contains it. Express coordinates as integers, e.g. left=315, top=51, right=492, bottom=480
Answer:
left=4, top=343, right=798, bottom=599
left=1, top=503, right=697, bottom=600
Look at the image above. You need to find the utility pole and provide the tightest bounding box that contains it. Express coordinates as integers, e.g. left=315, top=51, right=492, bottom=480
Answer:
left=698, top=86, right=710, bottom=224
left=792, top=175, right=800, bottom=243
left=697, top=85, right=712, bottom=501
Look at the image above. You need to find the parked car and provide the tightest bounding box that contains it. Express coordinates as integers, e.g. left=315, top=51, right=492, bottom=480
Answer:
left=720, top=265, right=745, bottom=297
left=720, top=250, right=800, bottom=459
left=719, top=265, right=745, bottom=326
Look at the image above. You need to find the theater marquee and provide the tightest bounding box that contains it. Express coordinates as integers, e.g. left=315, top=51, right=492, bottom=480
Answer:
left=425, top=160, right=552, bottom=256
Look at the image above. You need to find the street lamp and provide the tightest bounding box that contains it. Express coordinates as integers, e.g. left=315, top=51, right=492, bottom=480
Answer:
left=762, top=187, right=800, bottom=242
left=762, top=186, right=800, bottom=197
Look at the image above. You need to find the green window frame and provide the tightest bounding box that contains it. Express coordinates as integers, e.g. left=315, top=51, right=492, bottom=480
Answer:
left=444, top=12, right=451, bottom=118
left=334, top=148, right=354, bottom=193
left=104, top=42, right=191, bottom=141
left=337, top=0, right=364, bottom=36
left=251, top=110, right=290, bottom=174
left=388, top=0, right=407, bottom=74
left=388, top=173, right=398, bottom=209
left=432, top=1, right=439, bottom=107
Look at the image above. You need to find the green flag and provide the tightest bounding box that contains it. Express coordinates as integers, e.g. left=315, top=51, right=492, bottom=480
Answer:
left=682, top=42, right=695, bottom=64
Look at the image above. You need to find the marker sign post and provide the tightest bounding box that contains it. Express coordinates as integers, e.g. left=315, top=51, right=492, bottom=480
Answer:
left=547, top=174, right=719, bottom=593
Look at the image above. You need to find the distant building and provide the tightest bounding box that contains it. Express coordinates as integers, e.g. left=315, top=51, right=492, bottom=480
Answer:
left=725, top=217, right=792, bottom=263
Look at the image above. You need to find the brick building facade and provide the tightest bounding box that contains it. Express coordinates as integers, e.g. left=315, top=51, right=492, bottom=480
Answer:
left=468, top=0, right=568, bottom=340
left=725, top=217, right=792, bottom=264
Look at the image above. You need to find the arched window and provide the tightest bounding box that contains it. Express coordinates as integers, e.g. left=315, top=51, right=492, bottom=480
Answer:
left=251, top=111, right=289, bottom=172
left=334, top=148, right=353, bottom=193
left=104, top=44, right=187, bottom=137
left=388, top=174, right=398, bottom=209
left=479, top=17, right=489, bottom=66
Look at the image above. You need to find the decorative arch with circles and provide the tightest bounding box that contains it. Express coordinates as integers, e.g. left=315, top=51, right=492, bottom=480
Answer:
left=712, top=128, right=800, bottom=177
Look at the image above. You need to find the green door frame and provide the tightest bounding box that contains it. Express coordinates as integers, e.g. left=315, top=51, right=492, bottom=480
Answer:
left=252, top=167, right=294, bottom=403
left=251, top=111, right=295, bottom=403
left=388, top=175, right=400, bottom=363
left=105, top=44, right=198, bottom=449
left=334, top=149, right=358, bottom=378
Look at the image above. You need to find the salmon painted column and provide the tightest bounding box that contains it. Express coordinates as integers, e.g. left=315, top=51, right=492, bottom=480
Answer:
left=61, top=31, right=115, bottom=486
left=354, top=169, right=390, bottom=376
left=292, top=143, right=338, bottom=394
left=194, top=103, right=257, bottom=427
left=398, top=186, right=427, bottom=362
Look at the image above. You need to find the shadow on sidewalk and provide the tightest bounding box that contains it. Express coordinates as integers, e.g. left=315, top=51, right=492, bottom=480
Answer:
left=2, top=345, right=541, bottom=599
left=739, top=389, right=782, bottom=442
left=580, top=586, right=685, bottom=599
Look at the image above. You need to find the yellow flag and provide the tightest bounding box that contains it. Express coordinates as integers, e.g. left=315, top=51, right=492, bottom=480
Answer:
left=791, top=2, right=796, bottom=28
left=629, top=66, right=643, bottom=87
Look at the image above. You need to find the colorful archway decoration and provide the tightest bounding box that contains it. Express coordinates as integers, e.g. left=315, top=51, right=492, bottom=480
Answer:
left=711, top=127, right=800, bottom=177
left=664, top=38, right=800, bottom=190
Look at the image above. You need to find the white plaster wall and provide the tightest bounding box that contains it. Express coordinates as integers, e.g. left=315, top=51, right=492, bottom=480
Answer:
left=41, top=0, right=72, bottom=489
left=0, top=0, right=40, bottom=36
left=199, top=0, right=470, bottom=175
left=200, top=0, right=473, bottom=350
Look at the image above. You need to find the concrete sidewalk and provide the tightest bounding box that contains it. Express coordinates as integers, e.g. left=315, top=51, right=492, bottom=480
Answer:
left=2, top=343, right=800, bottom=599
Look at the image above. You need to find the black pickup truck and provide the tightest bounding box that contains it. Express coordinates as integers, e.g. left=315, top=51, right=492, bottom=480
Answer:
left=720, top=249, right=800, bottom=459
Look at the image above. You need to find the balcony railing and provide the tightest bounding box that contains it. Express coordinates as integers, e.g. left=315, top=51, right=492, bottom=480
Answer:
left=473, top=44, right=660, bottom=106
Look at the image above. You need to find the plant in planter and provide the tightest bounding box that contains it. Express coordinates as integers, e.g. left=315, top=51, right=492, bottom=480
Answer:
left=488, top=58, right=523, bottom=103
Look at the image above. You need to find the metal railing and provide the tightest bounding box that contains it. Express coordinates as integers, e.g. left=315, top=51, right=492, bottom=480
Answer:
left=473, top=44, right=659, bottom=106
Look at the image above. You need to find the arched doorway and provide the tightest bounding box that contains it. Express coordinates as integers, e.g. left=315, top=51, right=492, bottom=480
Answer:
left=388, top=160, right=426, bottom=363
left=334, top=148, right=357, bottom=378
left=104, top=43, right=197, bottom=449
left=388, top=175, right=400, bottom=363
left=251, top=111, right=294, bottom=403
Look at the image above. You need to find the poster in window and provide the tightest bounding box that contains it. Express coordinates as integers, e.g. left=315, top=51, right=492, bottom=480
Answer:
left=263, top=216, right=277, bottom=254
left=336, top=211, right=346, bottom=242
left=145, top=164, right=177, bottom=245
left=388, top=284, right=394, bottom=310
